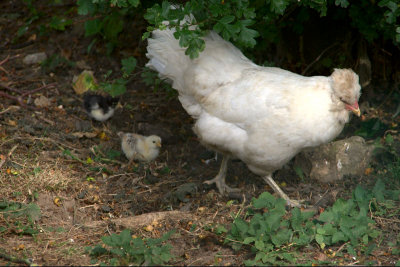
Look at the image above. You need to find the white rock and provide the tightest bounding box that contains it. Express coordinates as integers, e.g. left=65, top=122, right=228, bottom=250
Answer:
left=23, top=52, right=47, bottom=65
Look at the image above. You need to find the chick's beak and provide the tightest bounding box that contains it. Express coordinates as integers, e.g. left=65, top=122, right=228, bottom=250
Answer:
left=157, top=142, right=162, bottom=148
left=345, top=101, right=361, bottom=117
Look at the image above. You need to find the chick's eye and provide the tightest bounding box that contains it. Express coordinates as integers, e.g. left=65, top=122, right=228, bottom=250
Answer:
left=153, top=141, right=156, bottom=143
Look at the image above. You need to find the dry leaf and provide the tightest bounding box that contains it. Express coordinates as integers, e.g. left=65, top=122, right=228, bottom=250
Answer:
left=71, top=132, right=98, bottom=138
left=72, top=70, right=97, bottom=95
left=98, top=132, right=108, bottom=140
left=364, top=167, right=374, bottom=176
left=54, top=197, right=61, bottom=206
left=144, top=225, right=154, bottom=232
left=7, top=119, right=17, bottom=126
left=34, top=95, right=51, bottom=108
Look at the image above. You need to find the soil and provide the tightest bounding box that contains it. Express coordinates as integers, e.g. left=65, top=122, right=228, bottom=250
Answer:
left=0, top=1, right=399, bottom=266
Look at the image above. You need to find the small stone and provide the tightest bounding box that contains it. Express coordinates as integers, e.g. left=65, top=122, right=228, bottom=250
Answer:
left=23, top=52, right=47, bottom=65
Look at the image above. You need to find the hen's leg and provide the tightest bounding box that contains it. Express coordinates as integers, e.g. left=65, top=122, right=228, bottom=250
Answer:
left=204, top=155, right=240, bottom=194
left=263, top=174, right=304, bottom=208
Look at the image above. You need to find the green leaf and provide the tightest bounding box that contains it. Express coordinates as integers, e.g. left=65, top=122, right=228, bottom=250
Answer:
left=252, top=192, right=276, bottom=209
left=335, top=0, right=349, bottom=7
left=128, top=0, right=140, bottom=7
left=49, top=16, right=73, bottom=31
left=315, top=234, right=325, bottom=248
left=332, top=231, right=347, bottom=243
left=347, top=244, right=356, bottom=256
left=237, top=20, right=259, bottom=47
left=101, top=79, right=126, bottom=97
left=269, top=0, right=291, bottom=15
left=77, top=0, right=96, bottom=15
left=255, top=240, right=265, bottom=250
left=104, top=12, right=124, bottom=41
left=243, top=236, right=256, bottom=244
left=319, top=210, right=334, bottom=223
left=25, top=203, right=41, bottom=221
left=385, top=133, right=394, bottom=144
left=121, top=57, right=137, bottom=76
left=85, top=19, right=103, bottom=37
left=233, top=218, right=249, bottom=235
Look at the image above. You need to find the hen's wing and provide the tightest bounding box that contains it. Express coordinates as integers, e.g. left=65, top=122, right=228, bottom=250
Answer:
left=191, top=67, right=342, bottom=174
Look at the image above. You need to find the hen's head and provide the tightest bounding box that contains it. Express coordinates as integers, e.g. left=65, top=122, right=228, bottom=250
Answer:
left=331, top=68, right=361, bottom=116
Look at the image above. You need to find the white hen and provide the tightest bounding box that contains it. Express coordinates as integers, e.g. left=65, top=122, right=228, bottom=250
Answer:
left=146, top=28, right=361, bottom=207
left=117, top=132, right=162, bottom=164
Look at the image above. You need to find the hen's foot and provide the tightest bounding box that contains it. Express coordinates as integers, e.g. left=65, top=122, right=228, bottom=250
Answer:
left=204, top=177, right=240, bottom=194
left=263, top=175, right=315, bottom=209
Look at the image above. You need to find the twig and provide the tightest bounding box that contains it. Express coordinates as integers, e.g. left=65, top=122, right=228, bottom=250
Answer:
left=0, top=82, right=57, bottom=109
left=0, top=248, right=32, bottom=266
left=301, top=43, right=339, bottom=75
left=0, top=55, right=10, bottom=66
left=0, top=144, right=18, bottom=169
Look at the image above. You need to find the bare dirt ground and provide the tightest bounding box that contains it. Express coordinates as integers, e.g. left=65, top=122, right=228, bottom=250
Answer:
left=0, top=1, right=399, bottom=266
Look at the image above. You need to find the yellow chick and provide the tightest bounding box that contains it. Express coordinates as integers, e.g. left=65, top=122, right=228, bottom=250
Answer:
left=117, top=132, right=162, bottom=164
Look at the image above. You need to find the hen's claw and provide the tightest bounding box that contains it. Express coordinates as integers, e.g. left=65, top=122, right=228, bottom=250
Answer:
left=204, top=176, right=240, bottom=194
left=203, top=155, right=240, bottom=194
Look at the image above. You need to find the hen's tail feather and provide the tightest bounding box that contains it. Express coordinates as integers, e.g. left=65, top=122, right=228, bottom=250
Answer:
left=146, top=28, right=190, bottom=93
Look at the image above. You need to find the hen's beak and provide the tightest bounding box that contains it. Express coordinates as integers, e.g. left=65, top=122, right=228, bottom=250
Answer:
left=345, top=101, right=361, bottom=117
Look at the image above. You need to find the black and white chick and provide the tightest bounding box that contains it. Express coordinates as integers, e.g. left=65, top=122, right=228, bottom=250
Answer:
left=117, top=131, right=162, bottom=164
left=83, top=93, right=119, bottom=122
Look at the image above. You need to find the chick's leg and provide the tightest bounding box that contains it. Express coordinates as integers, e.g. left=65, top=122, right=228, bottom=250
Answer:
left=263, top=174, right=303, bottom=208
left=204, top=155, right=240, bottom=194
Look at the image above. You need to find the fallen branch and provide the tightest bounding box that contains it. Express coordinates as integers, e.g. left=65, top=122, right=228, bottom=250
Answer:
left=84, top=210, right=194, bottom=230
left=0, top=248, right=32, bottom=266
left=0, top=82, right=57, bottom=109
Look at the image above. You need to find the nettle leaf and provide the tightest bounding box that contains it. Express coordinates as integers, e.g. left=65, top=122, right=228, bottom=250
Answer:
left=315, top=233, right=325, bottom=248
left=271, top=229, right=292, bottom=246
left=319, top=210, right=334, bottom=223
left=332, top=231, right=347, bottom=243
left=233, top=218, right=249, bottom=235
left=243, top=236, right=256, bottom=244
left=252, top=192, right=277, bottom=209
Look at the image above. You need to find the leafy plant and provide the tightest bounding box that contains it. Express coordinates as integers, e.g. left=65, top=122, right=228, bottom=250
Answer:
left=0, top=200, right=41, bottom=236
left=225, top=178, right=398, bottom=265
left=226, top=192, right=314, bottom=265
left=86, top=229, right=175, bottom=265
